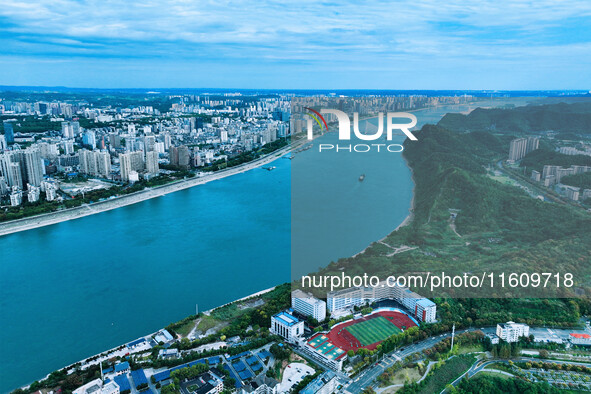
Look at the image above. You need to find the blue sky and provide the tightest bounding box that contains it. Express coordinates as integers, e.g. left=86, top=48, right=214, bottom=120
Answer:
left=0, top=0, right=590, bottom=89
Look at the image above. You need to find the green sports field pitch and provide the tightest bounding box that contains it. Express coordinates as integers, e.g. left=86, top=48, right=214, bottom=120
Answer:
left=345, top=316, right=402, bottom=346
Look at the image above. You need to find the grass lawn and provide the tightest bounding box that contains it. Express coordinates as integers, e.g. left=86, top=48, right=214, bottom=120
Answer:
left=175, top=319, right=197, bottom=337
left=457, top=344, right=484, bottom=354
left=385, top=367, right=423, bottom=386
left=486, top=362, right=513, bottom=374
left=197, top=315, right=221, bottom=333
left=345, top=316, right=401, bottom=346
left=417, top=355, right=475, bottom=394
left=477, top=371, right=513, bottom=380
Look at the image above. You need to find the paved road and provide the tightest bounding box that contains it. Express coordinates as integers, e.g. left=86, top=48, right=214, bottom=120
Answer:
left=343, top=328, right=486, bottom=393
left=341, top=324, right=591, bottom=393
left=448, top=356, right=591, bottom=391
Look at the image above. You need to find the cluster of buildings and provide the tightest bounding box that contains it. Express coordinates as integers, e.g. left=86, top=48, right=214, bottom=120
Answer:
left=508, top=137, right=539, bottom=162
left=1, top=94, right=291, bottom=207
left=531, top=164, right=591, bottom=201
left=559, top=146, right=591, bottom=157
left=270, top=286, right=437, bottom=371
left=0, top=144, right=58, bottom=206
left=325, top=281, right=436, bottom=323
left=72, top=378, right=120, bottom=394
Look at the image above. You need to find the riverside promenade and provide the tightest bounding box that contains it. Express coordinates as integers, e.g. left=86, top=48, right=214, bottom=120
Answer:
left=0, top=145, right=290, bottom=237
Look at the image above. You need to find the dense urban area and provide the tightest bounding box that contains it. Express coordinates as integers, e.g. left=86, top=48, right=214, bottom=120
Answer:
left=0, top=92, right=291, bottom=221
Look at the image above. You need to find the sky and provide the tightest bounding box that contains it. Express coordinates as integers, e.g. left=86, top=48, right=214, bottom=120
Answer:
left=0, top=0, right=590, bottom=89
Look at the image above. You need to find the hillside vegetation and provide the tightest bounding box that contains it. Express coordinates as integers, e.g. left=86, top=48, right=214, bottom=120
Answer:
left=311, top=102, right=591, bottom=325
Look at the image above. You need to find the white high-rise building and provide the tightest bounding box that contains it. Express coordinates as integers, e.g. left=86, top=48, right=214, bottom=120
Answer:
left=291, top=290, right=327, bottom=322
left=8, top=162, right=23, bottom=189
left=154, top=142, right=165, bottom=154
left=509, top=137, right=539, bottom=161
left=64, top=139, right=75, bottom=155
left=220, top=130, right=228, bottom=143
left=144, top=135, right=156, bottom=152
left=62, top=122, right=74, bottom=139
left=79, top=150, right=111, bottom=178
left=120, top=151, right=144, bottom=181
left=23, top=148, right=44, bottom=187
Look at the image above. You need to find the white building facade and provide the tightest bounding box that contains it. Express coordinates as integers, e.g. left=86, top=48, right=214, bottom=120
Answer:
left=291, top=289, right=327, bottom=322
left=270, top=311, right=304, bottom=343
left=496, top=321, right=530, bottom=343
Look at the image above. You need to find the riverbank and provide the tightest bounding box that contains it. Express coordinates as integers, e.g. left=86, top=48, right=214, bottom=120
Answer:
left=0, top=145, right=291, bottom=237
left=18, top=284, right=281, bottom=393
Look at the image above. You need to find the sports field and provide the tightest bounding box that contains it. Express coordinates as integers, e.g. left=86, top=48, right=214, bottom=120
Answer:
left=345, top=315, right=402, bottom=346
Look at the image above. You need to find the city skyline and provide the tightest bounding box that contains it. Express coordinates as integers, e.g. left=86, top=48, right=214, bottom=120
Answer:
left=1, top=0, right=590, bottom=89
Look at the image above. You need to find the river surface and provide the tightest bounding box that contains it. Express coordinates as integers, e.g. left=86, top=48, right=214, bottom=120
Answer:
left=0, top=101, right=511, bottom=392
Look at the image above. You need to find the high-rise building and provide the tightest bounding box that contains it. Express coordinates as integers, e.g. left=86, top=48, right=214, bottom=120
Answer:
left=120, top=151, right=144, bottom=181
left=0, top=134, right=6, bottom=151
left=565, top=186, right=580, bottom=201
left=79, top=150, right=111, bottom=178
left=162, top=133, right=171, bottom=150
left=220, top=130, right=228, bottom=143
left=153, top=142, right=165, bottom=154
left=23, top=148, right=44, bottom=187
left=64, top=139, right=75, bottom=155
left=71, top=121, right=80, bottom=136
left=2, top=149, right=44, bottom=188
left=62, top=122, right=75, bottom=139
left=145, top=151, right=159, bottom=175
left=526, top=136, right=539, bottom=153
left=8, top=162, right=23, bottom=189
left=508, top=137, right=539, bottom=161
left=82, top=130, right=96, bottom=149
left=109, top=133, right=121, bottom=149
left=0, top=155, right=24, bottom=189
left=0, top=176, right=7, bottom=196
left=169, top=145, right=190, bottom=168
left=3, top=121, right=14, bottom=143
left=144, top=135, right=156, bottom=152
left=36, top=142, right=59, bottom=159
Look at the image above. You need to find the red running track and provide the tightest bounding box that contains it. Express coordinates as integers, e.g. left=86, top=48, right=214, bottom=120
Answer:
left=327, top=311, right=417, bottom=351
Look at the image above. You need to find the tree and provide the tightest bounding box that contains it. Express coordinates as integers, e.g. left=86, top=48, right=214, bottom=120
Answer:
left=539, top=349, right=549, bottom=359
left=161, top=385, right=177, bottom=394
left=224, top=377, right=236, bottom=389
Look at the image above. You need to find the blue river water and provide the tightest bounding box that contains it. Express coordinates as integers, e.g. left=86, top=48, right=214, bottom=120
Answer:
left=0, top=103, right=486, bottom=392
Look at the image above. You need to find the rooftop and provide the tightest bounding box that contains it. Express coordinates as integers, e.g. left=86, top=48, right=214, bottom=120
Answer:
left=114, top=361, right=129, bottom=372
left=272, top=311, right=300, bottom=327
left=416, top=298, right=436, bottom=307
